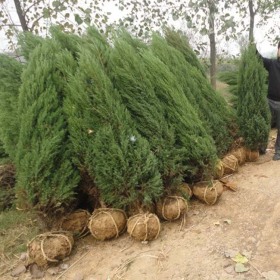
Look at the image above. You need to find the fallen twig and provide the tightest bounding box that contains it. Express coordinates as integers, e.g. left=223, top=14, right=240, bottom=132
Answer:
left=250, top=262, right=264, bottom=278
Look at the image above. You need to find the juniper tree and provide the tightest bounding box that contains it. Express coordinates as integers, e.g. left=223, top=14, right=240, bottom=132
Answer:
left=151, top=34, right=234, bottom=157
left=140, top=49, right=218, bottom=179
left=109, top=36, right=217, bottom=181
left=108, top=37, right=186, bottom=189
left=0, top=55, right=23, bottom=160
left=16, top=40, right=80, bottom=213
left=236, top=45, right=270, bottom=151
left=164, top=28, right=206, bottom=77
left=63, top=44, right=163, bottom=210
left=17, top=32, right=44, bottom=61
left=50, top=26, right=82, bottom=60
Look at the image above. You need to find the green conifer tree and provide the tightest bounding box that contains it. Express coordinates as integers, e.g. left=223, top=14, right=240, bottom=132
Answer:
left=164, top=28, right=206, bottom=77
left=151, top=34, right=234, bottom=156
left=17, top=32, right=44, bottom=61
left=109, top=37, right=217, bottom=181
left=16, top=40, right=80, bottom=213
left=236, top=45, right=270, bottom=150
left=64, top=44, right=163, bottom=210
left=108, top=37, right=187, bottom=189
left=0, top=55, right=23, bottom=160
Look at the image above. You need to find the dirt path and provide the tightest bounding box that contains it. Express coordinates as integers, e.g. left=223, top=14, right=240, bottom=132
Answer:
left=4, top=130, right=280, bottom=280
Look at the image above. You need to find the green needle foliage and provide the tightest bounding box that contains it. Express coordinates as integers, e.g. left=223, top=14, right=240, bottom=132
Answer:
left=0, top=55, right=23, bottom=160
left=108, top=36, right=186, bottom=190
left=64, top=42, right=163, bottom=210
left=109, top=35, right=217, bottom=181
left=164, top=28, right=206, bottom=77
left=17, top=32, right=44, bottom=61
left=236, top=45, right=270, bottom=151
left=151, top=34, right=234, bottom=157
left=140, top=49, right=217, bottom=179
left=16, top=40, right=80, bottom=213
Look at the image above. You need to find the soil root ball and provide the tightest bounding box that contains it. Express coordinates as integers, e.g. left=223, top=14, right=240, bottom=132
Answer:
left=156, top=196, right=188, bottom=221
left=214, top=159, right=224, bottom=179
left=60, top=209, right=91, bottom=238
left=127, top=213, right=161, bottom=241
left=193, top=180, right=223, bottom=205
left=27, top=231, right=74, bottom=267
left=232, top=147, right=247, bottom=165
left=88, top=208, right=127, bottom=241
left=245, top=149, right=259, bottom=162
left=222, top=154, right=239, bottom=174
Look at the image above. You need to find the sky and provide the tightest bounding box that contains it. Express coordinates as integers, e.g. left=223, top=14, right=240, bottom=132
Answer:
left=0, top=0, right=278, bottom=58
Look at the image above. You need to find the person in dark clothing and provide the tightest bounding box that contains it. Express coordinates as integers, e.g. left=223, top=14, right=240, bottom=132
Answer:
left=257, top=42, right=280, bottom=160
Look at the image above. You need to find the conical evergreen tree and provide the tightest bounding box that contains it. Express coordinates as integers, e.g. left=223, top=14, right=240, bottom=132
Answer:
left=50, top=26, right=82, bottom=59
left=0, top=54, right=23, bottom=160
left=109, top=36, right=216, bottom=181
left=236, top=45, right=270, bottom=150
left=17, top=32, right=44, bottom=61
left=150, top=34, right=234, bottom=156
left=16, top=40, right=80, bottom=213
left=164, top=28, right=206, bottom=77
left=108, top=37, right=186, bottom=189
left=140, top=49, right=218, bottom=178
left=64, top=43, right=163, bottom=210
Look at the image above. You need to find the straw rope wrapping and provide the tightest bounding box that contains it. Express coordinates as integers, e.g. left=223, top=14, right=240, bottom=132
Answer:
left=233, top=148, right=246, bottom=164
left=128, top=213, right=161, bottom=241
left=203, top=181, right=218, bottom=205
left=222, top=155, right=238, bottom=173
left=88, top=208, right=127, bottom=240
left=28, top=231, right=73, bottom=264
left=161, top=196, right=188, bottom=221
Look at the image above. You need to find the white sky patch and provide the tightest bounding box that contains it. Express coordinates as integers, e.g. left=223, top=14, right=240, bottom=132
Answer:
left=0, top=0, right=279, bottom=58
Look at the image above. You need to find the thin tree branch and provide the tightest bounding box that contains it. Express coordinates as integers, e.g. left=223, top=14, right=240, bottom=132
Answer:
left=23, top=0, right=43, bottom=17
left=30, top=14, right=44, bottom=31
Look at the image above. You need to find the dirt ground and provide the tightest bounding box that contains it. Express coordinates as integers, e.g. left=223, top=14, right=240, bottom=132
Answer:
left=3, top=129, right=280, bottom=280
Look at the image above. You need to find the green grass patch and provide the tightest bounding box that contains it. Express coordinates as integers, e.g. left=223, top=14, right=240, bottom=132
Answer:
left=0, top=209, right=39, bottom=257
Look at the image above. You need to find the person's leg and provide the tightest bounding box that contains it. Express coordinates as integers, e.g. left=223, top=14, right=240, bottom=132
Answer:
left=273, top=105, right=280, bottom=160
left=268, top=99, right=280, bottom=160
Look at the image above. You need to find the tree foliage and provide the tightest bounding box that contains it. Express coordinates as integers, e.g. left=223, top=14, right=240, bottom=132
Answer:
left=63, top=37, right=163, bottom=210
left=108, top=34, right=187, bottom=188
left=150, top=33, right=234, bottom=157
left=236, top=45, right=270, bottom=150
left=0, top=54, right=23, bottom=160
left=16, top=40, right=80, bottom=213
left=0, top=0, right=115, bottom=49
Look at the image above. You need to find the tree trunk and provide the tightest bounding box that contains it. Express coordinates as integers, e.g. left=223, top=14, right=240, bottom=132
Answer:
left=13, top=0, right=29, bottom=31
left=248, top=0, right=255, bottom=42
left=208, top=0, right=216, bottom=89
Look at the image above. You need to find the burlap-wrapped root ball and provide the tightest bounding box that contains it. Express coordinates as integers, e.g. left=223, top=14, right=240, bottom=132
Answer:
left=156, top=196, right=188, bottom=221
left=222, top=154, right=239, bottom=174
left=27, top=231, right=74, bottom=267
left=60, top=209, right=91, bottom=238
left=193, top=180, right=224, bottom=205
left=88, top=208, right=127, bottom=241
left=232, top=147, right=247, bottom=165
left=178, top=183, right=193, bottom=199
left=245, top=149, right=259, bottom=162
left=127, top=213, right=161, bottom=241
left=214, top=159, right=224, bottom=179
